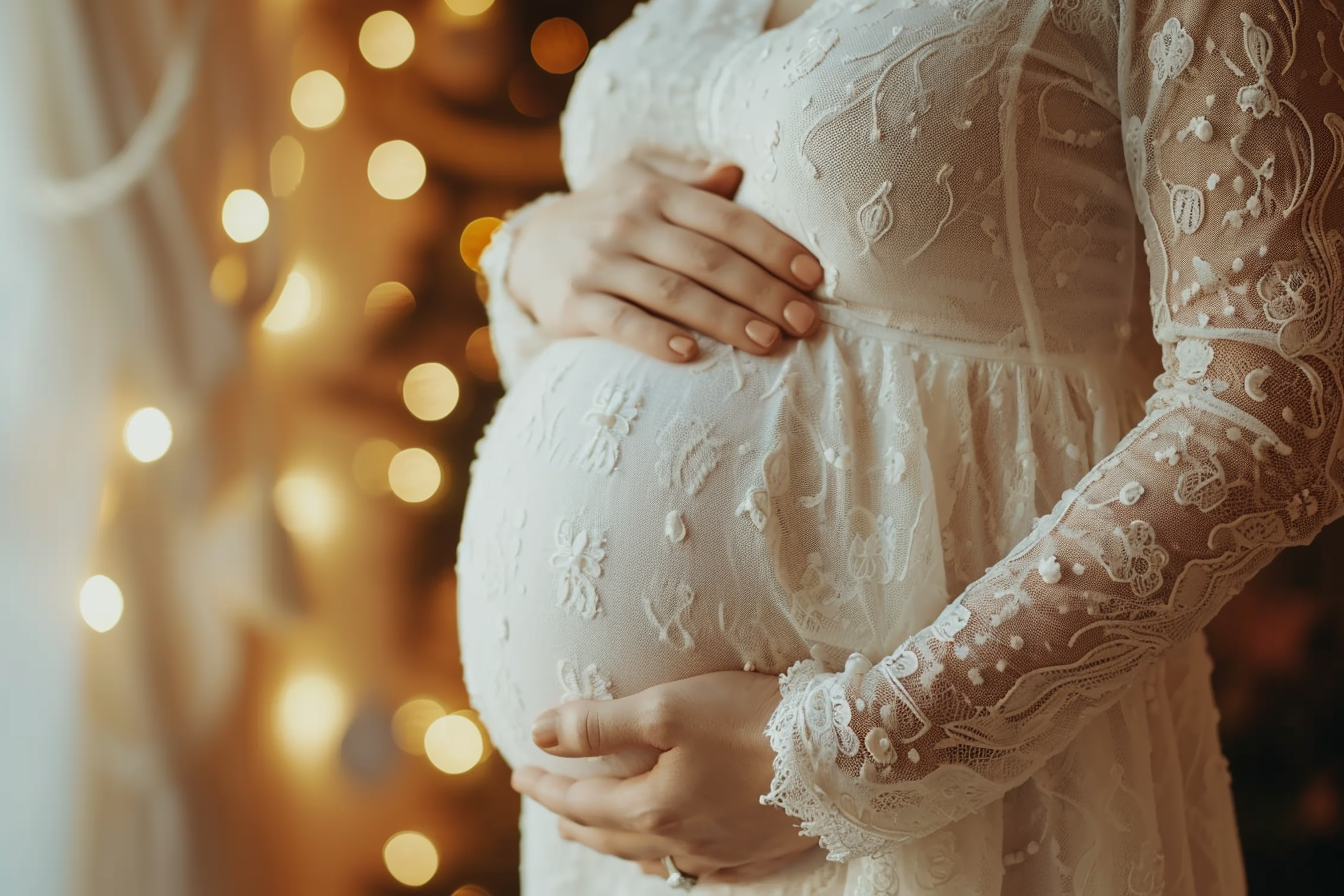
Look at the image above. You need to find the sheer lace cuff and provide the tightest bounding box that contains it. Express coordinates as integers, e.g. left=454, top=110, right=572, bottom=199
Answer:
left=481, top=192, right=566, bottom=389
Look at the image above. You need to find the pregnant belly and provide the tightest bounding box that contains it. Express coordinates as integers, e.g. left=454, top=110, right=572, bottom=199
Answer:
left=455, top=332, right=947, bottom=777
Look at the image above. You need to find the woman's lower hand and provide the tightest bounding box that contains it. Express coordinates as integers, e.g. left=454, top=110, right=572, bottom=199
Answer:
left=509, top=670, right=820, bottom=885
left=505, top=159, right=823, bottom=363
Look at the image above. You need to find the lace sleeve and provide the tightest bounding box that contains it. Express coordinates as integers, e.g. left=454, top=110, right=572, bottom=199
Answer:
left=762, top=0, right=1344, bottom=860
left=479, top=192, right=566, bottom=389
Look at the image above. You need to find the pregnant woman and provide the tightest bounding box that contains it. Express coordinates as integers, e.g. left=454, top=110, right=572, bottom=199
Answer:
left=455, top=1, right=1344, bottom=893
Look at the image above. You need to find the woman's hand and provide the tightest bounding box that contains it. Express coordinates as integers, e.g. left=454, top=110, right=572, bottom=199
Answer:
left=504, top=159, right=823, bottom=363
left=509, top=670, right=820, bottom=885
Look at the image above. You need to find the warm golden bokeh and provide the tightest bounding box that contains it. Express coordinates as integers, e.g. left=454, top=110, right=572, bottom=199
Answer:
left=123, top=407, right=173, bottom=463
left=275, top=672, right=348, bottom=764
left=459, top=217, right=502, bottom=272
left=359, top=10, right=415, bottom=69
left=388, top=448, right=443, bottom=504
left=424, top=713, right=485, bottom=774
left=79, top=575, right=124, bottom=634
left=531, top=18, right=589, bottom=75
left=365, top=280, right=416, bottom=322
left=383, top=831, right=439, bottom=887
left=367, top=140, right=427, bottom=200
left=262, top=270, right=316, bottom=332
left=209, top=254, right=248, bottom=305
left=391, top=697, right=446, bottom=756
left=443, top=0, right=495, bottom=17
left=273, top=470, right=339, bottom=542
left=270, top=135, right=306, bottom=197
left=403, top=362, right=461, bottom=421
left=221, top=189, right=270, bottom=243
left=352, top=438, right=401, bottom=496
left=290, top=70, right=346, bottom=129
left=464, top=326, right=500, bottom=382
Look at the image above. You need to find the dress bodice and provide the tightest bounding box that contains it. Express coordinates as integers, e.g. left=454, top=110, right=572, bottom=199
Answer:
left=562, top=0, right=1139, bottom=358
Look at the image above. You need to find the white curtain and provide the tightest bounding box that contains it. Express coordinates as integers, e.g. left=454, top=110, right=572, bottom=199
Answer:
left=0, top=0, right=279, bottom=893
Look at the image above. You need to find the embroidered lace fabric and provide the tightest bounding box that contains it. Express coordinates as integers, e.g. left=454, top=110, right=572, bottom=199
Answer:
left=455, top=1, right=1344, bottom=894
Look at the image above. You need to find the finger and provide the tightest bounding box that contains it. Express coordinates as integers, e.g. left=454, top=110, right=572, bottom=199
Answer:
left=689, top=163, right=744, bottom=198
left=630, top=222, right=816, bottom=338
left=662, top=181, right=824, bottom=305
left=556, top=818, right=679, bottom=863
left=584, top=258, right=781, bottom=355
left=513, top=768, right=656, bottom=831
left=566, top=292, right=700, bottom=362
left=535, top=687, right=680, bottom=757
left=701, top=851, right=815, bottom=884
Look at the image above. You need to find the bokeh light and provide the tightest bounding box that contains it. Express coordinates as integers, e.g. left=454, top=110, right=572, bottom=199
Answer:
left=360, top=11, right=415, bottom=69
left=270, top=136, right=305, bottom=197
left=353, top=438, right=400, bottom=496
left=367, top=140, right=426, bottom=200
left=274, top=470, right=338, bottom=542
left=365, top=281, right=416, bottom=323
left=276, top=672, right=348, bottom=763
left=391, top=697, right=446, bottom=755
left=424, top=713, right=485, bottom=774
left=403, top=362, right=460, bottom=421
left=531, top=18, right=588, bottom=74
left=443, top=0, right=495, bottom=16
left=210, top=255, right=247, bottom=305
left=290, top=70, right=345, bottom=129
left=388, top=448, right=443, bottom=503
left=221, top=189, right=270, bottom=243
left=459, top=217, right=502, bottom=272
left=450, top=886, right=493, bottom=896
left=383, top=831, right=439, bottom=887
left=79, top=575, right=124, bottom=633
left=123, top=407, right=173, bottom=463
left=464, top=327, right=499, bottom=382
left=507, top=67, right=552, bottom=118
left=262, top=270, right=316, bottom=332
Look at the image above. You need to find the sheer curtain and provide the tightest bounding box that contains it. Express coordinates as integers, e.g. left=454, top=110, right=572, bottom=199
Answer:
left=0, top=1, right=281, bottom=893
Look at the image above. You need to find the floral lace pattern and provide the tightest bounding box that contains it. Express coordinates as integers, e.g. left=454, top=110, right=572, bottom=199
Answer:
left=454, top=1, right=1344, bottom=894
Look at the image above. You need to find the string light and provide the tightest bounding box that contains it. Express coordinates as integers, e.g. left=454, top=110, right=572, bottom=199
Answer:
left=79, top=575, right=124, bottom=633
left=388, top=448, right=443, bottom=503
left=424, top=713, right=485, bottom=774
left=367, top=140, right=426, bottom=200
left=275, top=672, right=348, bottom=763
left=270, top=136, right=305, bottom=197
left=459, top=217, right=502, bottom=272
left=221, top=189, right=270, bottom=243
left=443, top=0, right=495, bottom=16
left=262, top=270, right=317, bottom=332
left=391, top=697, right=446, bottom=755
left=464, top=327, right=499, bottom=381
left=123, top=407, right=173, bottom=462
left=365, top=281, right=415, bottom=323
left=403, top=363, right=460, bottom=421
left=352, top=438, right=400, bottom=496
left=360, top=11, right=415, bottom=69
left=531, top=18, right=588, bottom=74
left=290, top=70, right=345, bottom=129
left=210, top=255, right=247, bottom=305
left=274, top=470, right=338, bottom=542
left=383, top=831, right=439, bottom=887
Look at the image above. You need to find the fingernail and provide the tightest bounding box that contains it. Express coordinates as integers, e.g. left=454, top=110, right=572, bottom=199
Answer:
left=669, top=335, right=698, bottom=360
left=746, top=320, right=780, bottom=348
left=532, top=711, right=558, bottom=749
left=790, top=255, right=823, bottom=287
left=783, top=301, right=816, bottom=334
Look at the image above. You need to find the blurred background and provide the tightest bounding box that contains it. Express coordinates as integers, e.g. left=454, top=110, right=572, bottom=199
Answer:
left=0, top=1, right=1339, bottom=895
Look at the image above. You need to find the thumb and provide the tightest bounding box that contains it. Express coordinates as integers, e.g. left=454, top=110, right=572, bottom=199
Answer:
left=532, top=692, right=672, bottom=757
left=692, top=162, right=743, bottom=198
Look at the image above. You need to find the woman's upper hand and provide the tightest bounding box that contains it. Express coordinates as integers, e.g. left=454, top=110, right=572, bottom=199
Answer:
left=503, top=159, right=824, bottom=363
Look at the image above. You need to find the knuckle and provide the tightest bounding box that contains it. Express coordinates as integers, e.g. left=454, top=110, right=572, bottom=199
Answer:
left=642, top=693, right=678, bottom=744
left=635, top=807, right=679, bottom=838
left=651, top=271, right=688, bottom=306
left=715, top=204, right=747, bottom=233
left=596, top=211, right=639, bottom=245
left=584, top=710, right=605, bottom=754
left=694, top=242, right=733, bottom=275
left=632, top=178, right=665, bottom=206
left=604, top=302, right=637, bottom=338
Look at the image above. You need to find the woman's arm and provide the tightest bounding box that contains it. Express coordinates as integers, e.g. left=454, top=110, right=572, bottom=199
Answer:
left=479, top=160, right=825, bottom=388
left=762, top=0, right=1344, bottom=858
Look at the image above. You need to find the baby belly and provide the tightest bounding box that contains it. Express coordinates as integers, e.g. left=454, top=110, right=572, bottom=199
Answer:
left=455, top=332, right=946, bottom=777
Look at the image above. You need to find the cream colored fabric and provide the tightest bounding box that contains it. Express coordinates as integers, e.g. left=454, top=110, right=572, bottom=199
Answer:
left=457, top=1, right=1344, bottom=892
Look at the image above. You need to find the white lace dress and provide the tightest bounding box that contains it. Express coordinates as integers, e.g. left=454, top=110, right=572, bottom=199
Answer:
left=455, top=1, right=1344, bottom=893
